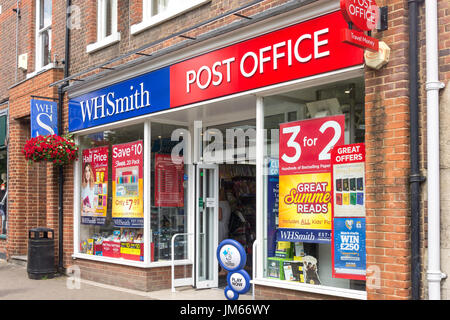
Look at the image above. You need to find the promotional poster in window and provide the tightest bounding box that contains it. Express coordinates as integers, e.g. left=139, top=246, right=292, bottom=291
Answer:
left=81, top=146, right=109, bottom=225
left=112, top=141, right=144, bottom=228
left=277, top=115, right=345, bottom=244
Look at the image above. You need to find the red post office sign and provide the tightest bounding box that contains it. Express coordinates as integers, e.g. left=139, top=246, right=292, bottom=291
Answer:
left=170, top=11, right=364, bottom=108
left=279, top=115, right=345, bottom=176
left=340, top=0, right=379, bottom=32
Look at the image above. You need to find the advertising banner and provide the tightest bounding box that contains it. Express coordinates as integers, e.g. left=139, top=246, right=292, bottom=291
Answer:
left=112, top=141, right=144, bottom=228
left=30, top=99, right=58, bottom=137
left=278, top=115, right=345, bottom=243
left=154, top=153, right=185, bottom=207
left=333, top=217, right=366, bottom=279
left=331, top=143, right=366, bottom=217
left=81, top=146, right=109, bottom=225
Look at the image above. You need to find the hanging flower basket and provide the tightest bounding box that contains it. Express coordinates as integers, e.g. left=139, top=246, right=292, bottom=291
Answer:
left=22, top=134, right=79, bottom=166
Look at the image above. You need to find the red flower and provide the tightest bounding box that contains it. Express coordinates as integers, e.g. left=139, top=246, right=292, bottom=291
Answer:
left=22, top=134, right=78, bottom=166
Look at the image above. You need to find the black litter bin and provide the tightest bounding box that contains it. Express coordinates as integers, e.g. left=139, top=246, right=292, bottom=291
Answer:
left=27, top=228, right=56, bottom=280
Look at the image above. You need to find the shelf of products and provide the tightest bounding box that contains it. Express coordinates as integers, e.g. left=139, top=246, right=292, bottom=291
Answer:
left=80, top=228, right=146, bottom=261
left=151, top=206, right=187, bottom=262
left=220, top=164, right=256, bottom=272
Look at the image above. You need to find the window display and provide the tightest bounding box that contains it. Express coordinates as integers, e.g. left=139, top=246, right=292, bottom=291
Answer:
left=151, top=123, right=188, bottom=262
left=263, top=77, right=366, bottom=291
left=79, top=124, right=146, bottom=262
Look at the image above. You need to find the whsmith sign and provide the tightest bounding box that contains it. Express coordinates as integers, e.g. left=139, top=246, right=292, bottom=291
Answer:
left=31, top=99, right=58, bottom=137
left=68, top=11, right=363, bottom=132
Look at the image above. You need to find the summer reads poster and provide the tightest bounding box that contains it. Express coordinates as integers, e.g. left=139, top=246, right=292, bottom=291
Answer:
left=112, top=141, right=144, bottom=228
left=81, top=146, right=109, bottom=225
left=278, top=116, right=344, bottom=244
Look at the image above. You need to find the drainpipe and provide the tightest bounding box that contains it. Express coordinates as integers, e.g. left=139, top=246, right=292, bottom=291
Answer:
left=57, top=0, right=71, bottom=274
left=408, top=0, right=423, bottom=301
left=14, top=0, right=20, bottom=83
left=425, top=0, right=446, bottom=300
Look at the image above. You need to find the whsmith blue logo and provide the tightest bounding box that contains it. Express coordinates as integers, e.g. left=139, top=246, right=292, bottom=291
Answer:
left=277, top=228, right=331, bottom=244
left=68, top=67, right=170, bottom=132
left=31, top=99, right=58, bottom=137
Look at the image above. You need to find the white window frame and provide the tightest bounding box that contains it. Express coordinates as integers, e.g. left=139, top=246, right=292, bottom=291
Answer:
left=87, top=0, right=121, bottom=54
left=131, top=0, right=211, bottom=36
left=35, top=0, right=53, bottom=72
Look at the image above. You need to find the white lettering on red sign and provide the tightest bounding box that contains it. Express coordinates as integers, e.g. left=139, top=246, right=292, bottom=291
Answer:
left=185, top=28, right=330, bottom=93
left=340, top=0, right=378, bottom=31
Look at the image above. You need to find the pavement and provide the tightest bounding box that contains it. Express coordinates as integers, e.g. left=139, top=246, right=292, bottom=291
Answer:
left=0, top=260, right=252, bottom=300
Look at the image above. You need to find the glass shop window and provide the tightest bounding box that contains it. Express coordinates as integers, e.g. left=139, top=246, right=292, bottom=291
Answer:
left=78, top=124, right=145, bottom=262
left=151, top=122, right=189, bottom=262
left=262, top=77, right=366, bottom=291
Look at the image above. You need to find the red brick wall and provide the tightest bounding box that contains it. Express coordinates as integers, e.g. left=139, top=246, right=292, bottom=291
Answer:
left=417, top=0, right=450, bottom=299
left=74, top=259, right=193, bottom=292
left=6, top=68, right=64, bottom=259
left=0, top=0, right=67, bottom=259
left=255, top=284, right=350, bottom=300
left=364, top=0, right=412, bottom=300
left=0, top=0, right=67, bottom=101
left=0, top=0, right=26, bottom=100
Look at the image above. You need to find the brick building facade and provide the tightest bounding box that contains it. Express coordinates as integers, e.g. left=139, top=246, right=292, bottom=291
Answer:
left=0, top=0, right=66, bottom=262
left=0, top=0, right=449, bottom=300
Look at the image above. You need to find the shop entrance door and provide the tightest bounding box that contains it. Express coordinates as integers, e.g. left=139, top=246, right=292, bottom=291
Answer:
left=195, top=164, right=219, bottom=289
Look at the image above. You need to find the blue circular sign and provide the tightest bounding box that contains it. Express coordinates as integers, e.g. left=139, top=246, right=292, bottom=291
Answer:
left=224, top=286, right=239, bottom=300
left=217, top=239, right=247, bottom=272
left=227, top=269, right=251, bottom=294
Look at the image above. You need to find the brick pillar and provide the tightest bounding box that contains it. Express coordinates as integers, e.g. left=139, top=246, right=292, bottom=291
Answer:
left=6, top=119, right=30, bottom=257
left=365, top=0, right=412, bottom=300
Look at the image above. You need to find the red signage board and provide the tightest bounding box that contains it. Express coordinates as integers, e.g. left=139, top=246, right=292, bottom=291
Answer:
left=170, top=11, right=364, bottom=108
left=279, top=115, right=345, bottom=176
left=331, top=143, right=366, bottom=166
left=340, top=0, right=379, bottom=32
left=341, top=28, right=379, bottom=52
left=155, top=154, right=185, bottom=207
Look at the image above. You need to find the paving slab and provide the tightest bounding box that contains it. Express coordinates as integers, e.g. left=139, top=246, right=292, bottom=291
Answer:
left=0, top=261, right=251, bottom=300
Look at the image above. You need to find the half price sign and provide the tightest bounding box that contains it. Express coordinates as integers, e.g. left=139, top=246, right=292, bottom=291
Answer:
left=279, top=115, right=345, bottom=175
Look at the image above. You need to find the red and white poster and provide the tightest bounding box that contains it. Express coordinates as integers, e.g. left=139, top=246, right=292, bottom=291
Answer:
left=331, top=143, right=366, bottom=217
left=155, top=154, right=184, bottom=207
left=81, top=146, right=109, bottom=225
left=112, top=141, right=144, bottom=228
left=279, top=115, right=345, bottom=176
left=278, top=115, right=345, bottom=243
